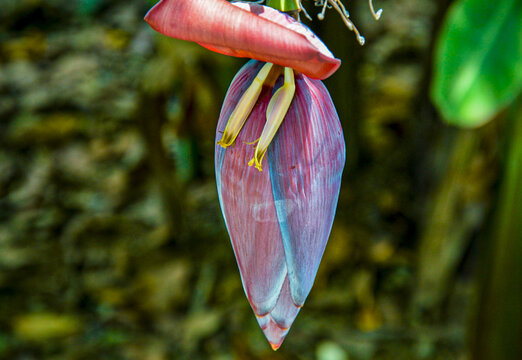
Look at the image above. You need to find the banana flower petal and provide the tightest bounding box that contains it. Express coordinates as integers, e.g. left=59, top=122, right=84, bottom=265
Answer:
left=144, top=0, right=341, bottom=79
left=216, top=60, right=345, bottom=349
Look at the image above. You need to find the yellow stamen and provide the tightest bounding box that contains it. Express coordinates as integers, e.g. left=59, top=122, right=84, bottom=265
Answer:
left=244, top=137, right=260, bottom=145
left=217, top=62, right=274, bottom=148
left=248, top=67, right=295, bottom=171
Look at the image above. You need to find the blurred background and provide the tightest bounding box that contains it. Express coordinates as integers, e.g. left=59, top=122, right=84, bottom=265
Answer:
left=0, top=0, right=520, bottom=359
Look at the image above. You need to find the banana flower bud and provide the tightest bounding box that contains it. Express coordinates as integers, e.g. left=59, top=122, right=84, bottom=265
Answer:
left=216, top=60, right=345, bottom=349
left=145, top=0, right=346, bottom=350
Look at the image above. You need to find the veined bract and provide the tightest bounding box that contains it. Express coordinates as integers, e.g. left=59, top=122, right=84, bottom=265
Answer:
left=145, top=0, right=346, bottom=350
left=215, top=59, right=345, bottom=349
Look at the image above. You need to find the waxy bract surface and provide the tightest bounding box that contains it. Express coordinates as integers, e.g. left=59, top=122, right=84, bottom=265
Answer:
left=215, top=60, right=345, bottom=349
left=145, top=0, right=340, bottom=79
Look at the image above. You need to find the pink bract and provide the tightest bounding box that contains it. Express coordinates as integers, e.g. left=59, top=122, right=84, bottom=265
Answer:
left=145, top=0, right=341, bottom=79
left=215, top=60, right=345, bottom=349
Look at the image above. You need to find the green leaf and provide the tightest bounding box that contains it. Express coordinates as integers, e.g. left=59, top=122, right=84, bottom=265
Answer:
left=431, top=0, right=522, bottom=127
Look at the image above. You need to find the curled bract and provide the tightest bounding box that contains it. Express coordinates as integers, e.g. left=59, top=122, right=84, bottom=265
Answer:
left=144, top=0, right=341, bottom=79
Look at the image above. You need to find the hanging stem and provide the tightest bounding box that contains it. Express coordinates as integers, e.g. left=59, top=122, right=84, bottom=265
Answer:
left=267, top=0, right=300, bottom=12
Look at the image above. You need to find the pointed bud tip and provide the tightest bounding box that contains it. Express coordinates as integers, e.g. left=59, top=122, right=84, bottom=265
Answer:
left=257, top=316, right=291, bottom=351
left=270, top=343, right=281, bottom=351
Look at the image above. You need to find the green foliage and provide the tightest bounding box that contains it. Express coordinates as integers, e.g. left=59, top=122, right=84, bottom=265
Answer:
left=431, top=0, right=522, bottom=127
left=469, top=99, right=522, bottom=360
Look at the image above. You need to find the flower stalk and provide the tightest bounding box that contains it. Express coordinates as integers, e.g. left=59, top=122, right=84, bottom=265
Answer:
left=267, top=0, right=301, bottom=12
